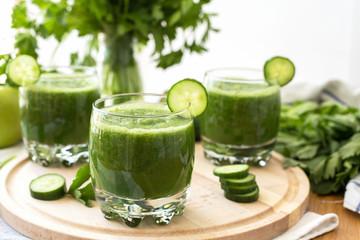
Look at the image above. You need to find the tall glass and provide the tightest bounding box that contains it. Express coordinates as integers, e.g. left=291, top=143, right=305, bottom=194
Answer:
left=19, top=66, right=100, bottom=167
left=199, top=68, right=281, bottom=166
left=89, top=93, right=195, bottom=227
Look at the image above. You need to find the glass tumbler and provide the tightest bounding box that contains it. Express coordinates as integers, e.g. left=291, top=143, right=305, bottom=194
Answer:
left=20, top=66, right=100, bottom=167
left=199, top=68, right=281, bottom=166
left=89, top=93, right=195, bottom=227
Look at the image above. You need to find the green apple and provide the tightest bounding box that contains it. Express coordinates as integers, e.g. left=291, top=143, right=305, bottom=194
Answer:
left=0, top=86, right=21, bottom=148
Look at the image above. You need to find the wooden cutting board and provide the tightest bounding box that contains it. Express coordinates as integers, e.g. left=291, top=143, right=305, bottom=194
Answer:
left=0, top=143, right=309, bottom=240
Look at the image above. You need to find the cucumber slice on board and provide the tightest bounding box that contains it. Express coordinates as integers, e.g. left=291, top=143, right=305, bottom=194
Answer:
left=221, top=183, right=257, bottom=194
left=29, top=174, right=67, bottom=200
left=220, top=173, right=256, bottom=187
left=224, top=186, right=259, bottom=203
left=213, top=164, right=250, bottom=179
left=263, top=56, right=295, bottom=86
left=7, top=55, right=40, bottom=86
left=167, top=79, right=208, bottom=117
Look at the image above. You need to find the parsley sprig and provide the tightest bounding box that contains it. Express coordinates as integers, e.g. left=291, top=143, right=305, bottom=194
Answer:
left=276, top=100, right=360, bottom=195
left=68, top=163, right=95, bottom=207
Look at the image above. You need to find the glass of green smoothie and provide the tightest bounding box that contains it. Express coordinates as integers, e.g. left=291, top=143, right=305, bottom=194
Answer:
left=89, top=93, right=195, bottom=227
left=199, top=68, right=281, bottom=166
left=19, top=66, right=100, bottom=167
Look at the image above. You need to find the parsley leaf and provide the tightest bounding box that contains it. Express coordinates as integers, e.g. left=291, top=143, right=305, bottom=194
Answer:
left=68, top=163, right=95, bottom=207
left=280, top=100, right=360, bottom=194
left=295, top=144, right=319, bottom=160
left=338, top=133, right=360, bottom=158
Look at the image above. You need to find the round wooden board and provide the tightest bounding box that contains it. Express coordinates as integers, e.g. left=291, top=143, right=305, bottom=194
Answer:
left=0, top=143, right=309, bottom=240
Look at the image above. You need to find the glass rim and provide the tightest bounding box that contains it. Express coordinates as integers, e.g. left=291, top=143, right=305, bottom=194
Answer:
left=204, top=67, right=271, bottom=84
left=40, top=66, right=97, bottom=81
left=92, top=93, right=192, bottom=119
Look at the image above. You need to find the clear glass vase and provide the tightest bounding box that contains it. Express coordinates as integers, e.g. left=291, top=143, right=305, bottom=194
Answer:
left=101, top=34, right=142, bottom=95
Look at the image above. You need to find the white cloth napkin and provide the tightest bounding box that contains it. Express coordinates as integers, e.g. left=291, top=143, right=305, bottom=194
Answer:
left=344, top=173, right=360, bottom=213
left=281, top=79, right=360, bottom=108
left=273, top=212, right=339, bottom=240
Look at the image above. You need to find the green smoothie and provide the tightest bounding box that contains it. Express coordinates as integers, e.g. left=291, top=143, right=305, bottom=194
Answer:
left=200, top=81, right=280, bottom=146
left=20, top=73, right=100, bottom=145
left=89, top=102, right=195, bottom=199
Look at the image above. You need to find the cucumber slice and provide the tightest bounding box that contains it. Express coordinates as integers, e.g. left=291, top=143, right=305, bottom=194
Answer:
left=7, top=55, right=40, bottom=86
left=263, top=56, right=295, bottom=86
left=213, top=164, right=249, bottom=179
left=224, top=186, right=259, bottom=203
left=167, top=79, right=208, bottom=117
left=221, top=183, right=257, bottom=194
left=220, top=173, right=256, bottom=187
left=29, top=173, right=67, bottom=200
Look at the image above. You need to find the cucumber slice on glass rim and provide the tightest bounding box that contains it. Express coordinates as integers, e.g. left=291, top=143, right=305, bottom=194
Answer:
left=263, top=56, right=295, bottom=86
left=29, top=173, right=67, bottom=200
left=167, top=79, right=208, bottom=118
left=7, top=54, right=40, bottom=86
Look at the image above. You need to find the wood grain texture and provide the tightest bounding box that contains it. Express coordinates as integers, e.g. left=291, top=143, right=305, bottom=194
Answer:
left=308, top=192, right=360, bottom=240
left=0, top=143, right=309, bottom=240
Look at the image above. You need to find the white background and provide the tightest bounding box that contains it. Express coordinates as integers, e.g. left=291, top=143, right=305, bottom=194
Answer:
left=1, top=0, right=360, bottom=94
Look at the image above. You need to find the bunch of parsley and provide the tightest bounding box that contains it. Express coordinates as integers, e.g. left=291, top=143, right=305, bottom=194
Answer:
left=12, top=0, right=217, bottom=94
left=275, top=100, right=360, bottom=195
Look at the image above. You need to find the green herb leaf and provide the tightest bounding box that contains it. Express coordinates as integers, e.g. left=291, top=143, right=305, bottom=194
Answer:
left=68, top=163, right=91, bottom=193
left=295, top=145, right=319, bottom=160
left=324, top=152, right=342, bottom=180
left=338, top=133, right=360, bottom=158
left=68, top=163, right=95, bottom=207
left=278, top=100, right=360, bottom=194
left=14, top=32, right=38, bottom=58
left=156, top=50, right=183, bottom=69
left=12, top=0, right=216, bottom=71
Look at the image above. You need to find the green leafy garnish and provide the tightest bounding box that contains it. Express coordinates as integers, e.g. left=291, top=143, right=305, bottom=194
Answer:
left=276, top=100, right=360, bottom=195
left=0, top=156, right=15, bottom=169
left=68, top=163, right=95, bottom=207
